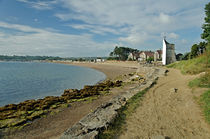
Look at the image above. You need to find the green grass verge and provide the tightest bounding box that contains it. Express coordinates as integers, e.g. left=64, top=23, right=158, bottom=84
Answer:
left=166, top=54, right=210, bottom=74
left=189, top=73, right=210, bottom=88
left=98, top=88, right=149, bottom=139
left=200, top=90, right=210, bottom=123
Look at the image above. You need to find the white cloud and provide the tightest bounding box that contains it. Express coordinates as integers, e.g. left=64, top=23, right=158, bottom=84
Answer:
left=119, top=32, right=148, bottom=45
left=16, top=0, right=58, bottom=10
left=55, top=0, right=205, bottom=46
left=10, top=0, right=208, bottom=54
left=158, top=13, right=172, bottom=24
left=0, top=22, right=114, bottom=56
left=161, top=32, right=179, bottom=39
left=69, top=24, right=120, bottom=35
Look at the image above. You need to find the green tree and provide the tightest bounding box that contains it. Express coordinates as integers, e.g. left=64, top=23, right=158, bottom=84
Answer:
left=190, top=44, right=199, bottom=58
left=201, top=2, right=210, bottom=43
left=109, top=46, right=138, bottom=61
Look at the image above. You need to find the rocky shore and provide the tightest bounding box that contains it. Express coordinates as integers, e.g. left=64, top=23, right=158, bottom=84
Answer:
left=0, top=80, right=123, bottom=130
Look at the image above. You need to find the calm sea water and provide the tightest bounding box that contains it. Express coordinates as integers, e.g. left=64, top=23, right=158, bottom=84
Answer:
left=0, top=62, right=106, bottom=106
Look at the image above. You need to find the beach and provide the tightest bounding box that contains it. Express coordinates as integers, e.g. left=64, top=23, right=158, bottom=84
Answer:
left=2, top=61, right=139, bottom=139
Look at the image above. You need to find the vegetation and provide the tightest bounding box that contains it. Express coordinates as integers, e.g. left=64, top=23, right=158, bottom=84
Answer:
left=200, top=90, right=210, bottom=123
left=109, top=46, right=138, bottom=61
left=98, top=88, right=148, bottom=138
left=201, top=2, right=210, bottom=43
left=0, top=55, right=64, bottom=61
left=189, top=74, right=210, bottom=88
left=166, top=53, right=209, bottom=74
left=146, top=57, right=154, bottom=63
left=0, top=55, right=109, bottom=62
left=189, top=42, right=207, bottom=59
left=0, top=80, right=122, bottom=129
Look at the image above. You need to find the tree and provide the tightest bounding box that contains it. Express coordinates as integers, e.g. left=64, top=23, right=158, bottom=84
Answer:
left=182, top=52, right=190, bottom=60
left=201, top=2, right=210, bottom=43
left=109, top=46, right=138, bottom=61
left=190, top=44, right=199, bottom=58
left=199, top=41, right=207, bottom=54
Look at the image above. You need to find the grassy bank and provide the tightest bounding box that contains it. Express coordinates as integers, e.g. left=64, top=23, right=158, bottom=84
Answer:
left=98, top=88, right=149, bottom=138
left=188, top=73, right=210, bottom=88
left=200, top=90, right=210, bottom=123
left=167, top=54, right=209, bottom=74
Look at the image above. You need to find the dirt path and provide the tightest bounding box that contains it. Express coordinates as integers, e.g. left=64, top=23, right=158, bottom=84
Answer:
left=120, top=68, right=210, bottom=139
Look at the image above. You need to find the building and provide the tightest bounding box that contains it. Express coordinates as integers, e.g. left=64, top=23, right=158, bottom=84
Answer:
left=162, top=38, right=176, bottom=65
left=127, top=52, right=140, bottom=61
left=154, top=50, right=162, bottom=61
left=139, top=51, right=154, bottom=61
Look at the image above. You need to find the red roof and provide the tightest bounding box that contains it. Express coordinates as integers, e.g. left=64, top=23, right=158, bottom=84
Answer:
left=144, top=51, right=154, bottom=57
left=157, top=50, right=162, bottom=55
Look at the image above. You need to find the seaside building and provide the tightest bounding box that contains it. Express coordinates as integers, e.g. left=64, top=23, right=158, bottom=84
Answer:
left=127, top=52, right=140, bottom=61
left=139, top=51, right=154, bottom=61
left=154, top=50, right=162, bottom=61
left=162, top=38, right=176, bottom=65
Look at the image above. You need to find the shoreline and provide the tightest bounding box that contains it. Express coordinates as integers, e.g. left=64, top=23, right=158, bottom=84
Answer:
left=1, top=61, right=139, bottom=139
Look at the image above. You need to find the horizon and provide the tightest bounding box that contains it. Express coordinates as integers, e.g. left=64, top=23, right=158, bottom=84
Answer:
left=0, top=0, right=207, bottom=57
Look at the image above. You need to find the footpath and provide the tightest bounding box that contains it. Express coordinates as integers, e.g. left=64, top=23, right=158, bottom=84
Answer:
left=120, top=68, right=210, bottom=139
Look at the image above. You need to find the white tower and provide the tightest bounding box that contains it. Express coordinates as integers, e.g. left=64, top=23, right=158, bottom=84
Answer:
left=162, top=37, right=167, bottom=65
left=162, top=37, right=176, bottom=65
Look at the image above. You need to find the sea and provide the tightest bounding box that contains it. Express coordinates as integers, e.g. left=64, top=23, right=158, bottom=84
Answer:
left=0, top=62, right=106, bottom=107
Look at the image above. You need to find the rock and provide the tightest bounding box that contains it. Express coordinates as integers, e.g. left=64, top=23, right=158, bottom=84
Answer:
left=170, top=88, right=178, bottom=93
left=60, top=96, right=126, bottom=138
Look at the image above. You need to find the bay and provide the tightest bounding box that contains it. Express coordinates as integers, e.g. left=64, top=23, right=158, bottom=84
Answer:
left=0, top=62, right=106, bottom=106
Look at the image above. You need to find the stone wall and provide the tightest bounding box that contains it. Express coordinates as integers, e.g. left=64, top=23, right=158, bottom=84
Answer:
left=60, top=66, right=166, bottom=139
left=166, top=44, right=176, bottom=65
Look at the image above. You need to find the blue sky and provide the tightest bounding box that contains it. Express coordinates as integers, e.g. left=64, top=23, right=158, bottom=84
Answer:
left=0, top=0, right=207, bottom=57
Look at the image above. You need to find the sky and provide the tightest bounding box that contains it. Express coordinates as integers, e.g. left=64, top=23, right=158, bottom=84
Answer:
left=0, top=0, right=207, bottom=57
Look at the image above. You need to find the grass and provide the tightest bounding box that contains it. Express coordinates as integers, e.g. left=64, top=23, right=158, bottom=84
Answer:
left=200, top=90, right=210, bottom=123
left=188, top=72, right=210, bottom=88
left=98, top=88, right=148, bottom=139
left=166, top=53, right=210, bottom=74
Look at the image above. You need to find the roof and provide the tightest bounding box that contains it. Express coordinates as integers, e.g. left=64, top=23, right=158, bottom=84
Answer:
left=143, top=51, right=154, bottom=57
left=156, top=50, right=162, bottom=55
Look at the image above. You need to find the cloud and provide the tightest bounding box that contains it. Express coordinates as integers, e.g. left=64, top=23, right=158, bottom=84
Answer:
left=9, top=0, right=208, bottom=54
left=119, top=32, right=148, bottom=45
left=0, top=22, right=114, bottom=56
left=161, top=32, right=179, bottom=39
left=69, top=24, right=120, bottom=35
left=16, top=0, right=58, bottom=10
left=158, top=13, right=172, bottom=24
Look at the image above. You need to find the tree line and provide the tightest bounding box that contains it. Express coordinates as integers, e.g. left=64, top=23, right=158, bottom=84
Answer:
left=108, top=46, right=138, bottom=61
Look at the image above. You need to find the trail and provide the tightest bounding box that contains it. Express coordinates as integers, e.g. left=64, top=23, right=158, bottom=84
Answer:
left=120, top=68, right=210, bottom=139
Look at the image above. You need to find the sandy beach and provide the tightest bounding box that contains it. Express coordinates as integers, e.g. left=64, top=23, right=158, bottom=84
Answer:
left=2, top=61, right=139, bottom=139
left=54, top=61, right=139, bottom=80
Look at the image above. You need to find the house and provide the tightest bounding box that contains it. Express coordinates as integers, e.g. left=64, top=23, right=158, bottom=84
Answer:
left=139, top=51, right=154, bottom=61
left=154, top=50, right=162, bottom=61
left=95, top=58, right=105, bottom=62
left=127, top=52, right=140, bottom=61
